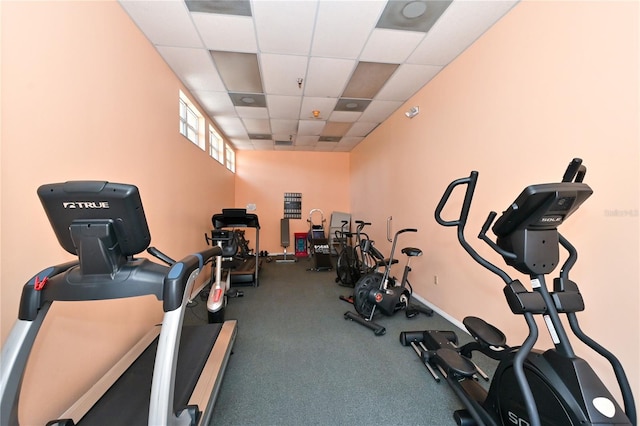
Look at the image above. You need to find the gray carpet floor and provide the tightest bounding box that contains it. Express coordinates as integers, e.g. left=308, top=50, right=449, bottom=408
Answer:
left=186, top=257, right=497, bottom=426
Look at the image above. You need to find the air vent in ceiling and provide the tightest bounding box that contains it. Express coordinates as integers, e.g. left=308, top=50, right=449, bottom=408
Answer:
left=319, top=136, right=342, bottom=142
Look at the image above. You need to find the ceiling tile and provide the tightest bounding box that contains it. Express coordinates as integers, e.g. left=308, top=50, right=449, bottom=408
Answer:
left=193, top=90, right=237, bottom=116
left=321, top=122, right=353, bottom=136
left=358, top=100, right=403, bottom=122
left=156, top=46, right=226, bottom=91
left=229, top=138, right=250, bottom=146
left=408, top=0, right=519, bottom=66
left=251, top=140, right=275, bottom=150
left=315, top=143, right=338, bottom=151
left=215, top=116, right=248, bottom=138
left=192, top=13, right=257, bottom=52
left=375, top=64, right=442, bottom=101
left=253, top=0, right=317, bottom=55
left=271, top=119, right=299, bottom=135
left=342, top=62, right=399, bottom=99
left=119, top=1, right=201, bottom=48
left=236, top=106, right=269, bottom=119
left=300, top=97, right=338, bottom=120
left=266, top=95, right=302, bottom=119
left=295, top=135, right=320, bottom=146
left=260, top=54, right=309, bottom=96
left=311, top=0, right=387, bottom=58
left=211, top=51, right=263, bottom=92
left=339, top=136, right=365, bottom=146
left=298, top=120, right=325, bottom=136
left=232, top=141, right=255, bottom=150
left=304, top=57, right=356, bottom=98
left=242, top=118, right=271, bottom=134
left=346, top=122, right=379, bottom=137
left=328, top=111, right=362, bottom=123
left=119, top=0, right=518, bottom=152
left=359, top=29, right=425, bottom=64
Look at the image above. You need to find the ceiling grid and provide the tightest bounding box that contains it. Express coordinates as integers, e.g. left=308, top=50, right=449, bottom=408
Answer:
left=119, top=0, right=519, bottom=151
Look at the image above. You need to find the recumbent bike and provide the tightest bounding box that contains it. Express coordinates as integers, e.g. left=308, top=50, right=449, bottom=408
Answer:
left=400, top=159, right=636, bottom=426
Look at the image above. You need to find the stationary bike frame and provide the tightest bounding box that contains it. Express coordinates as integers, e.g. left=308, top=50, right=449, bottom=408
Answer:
left=344, top=227, right=423, bottom=335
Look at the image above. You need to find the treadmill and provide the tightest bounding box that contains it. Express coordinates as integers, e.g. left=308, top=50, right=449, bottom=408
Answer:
left=211, top=209, right=260, bottom=287
left=0, top=181, right=237, bottom=425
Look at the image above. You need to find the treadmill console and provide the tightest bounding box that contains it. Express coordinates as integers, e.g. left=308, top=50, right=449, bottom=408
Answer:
left=37, top=181, right=151, bottom=256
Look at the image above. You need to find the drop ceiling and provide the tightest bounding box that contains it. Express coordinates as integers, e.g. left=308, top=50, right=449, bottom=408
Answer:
left=118, top=0, right=519, bottom=152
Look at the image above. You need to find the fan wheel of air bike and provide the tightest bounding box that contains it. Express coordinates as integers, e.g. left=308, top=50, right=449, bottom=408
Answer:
left=353, top=272, right=383, bottom=318
left=336, top=247, right=361, bottom=287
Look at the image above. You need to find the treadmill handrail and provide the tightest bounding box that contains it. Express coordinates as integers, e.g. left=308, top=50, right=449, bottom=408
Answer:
left=149, top=247, right=221, bottom=425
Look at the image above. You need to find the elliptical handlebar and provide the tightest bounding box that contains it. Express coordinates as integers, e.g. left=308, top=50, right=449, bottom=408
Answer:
left=434, top=172, right=512, bottom=284
left=434, top=172, right=478, bottom=228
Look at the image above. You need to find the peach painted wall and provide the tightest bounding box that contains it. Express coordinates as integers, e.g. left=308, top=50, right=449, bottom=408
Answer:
left=351, top=0, right=638, bottom=402
left=234, top=151, right=350, bottom=254
left=1, top=1, right=234, bottom=423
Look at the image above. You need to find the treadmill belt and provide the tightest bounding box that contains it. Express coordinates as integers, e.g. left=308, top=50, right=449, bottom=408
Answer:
left=77, top=324, right=222, bottom=425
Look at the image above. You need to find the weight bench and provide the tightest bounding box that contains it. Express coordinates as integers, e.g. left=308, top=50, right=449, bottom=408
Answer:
left=276, top=218, right=296, bottom=263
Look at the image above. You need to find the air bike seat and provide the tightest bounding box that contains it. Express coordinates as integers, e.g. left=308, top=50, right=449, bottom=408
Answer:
left=0, top=181, right=237, bottom=425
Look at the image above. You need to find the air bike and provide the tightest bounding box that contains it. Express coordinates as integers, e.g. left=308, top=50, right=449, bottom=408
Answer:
left=399, top=159, right=636, bottom=426
left=0, top=181, right=237, bottom=425
left=344, top=227, right=433, bottom=335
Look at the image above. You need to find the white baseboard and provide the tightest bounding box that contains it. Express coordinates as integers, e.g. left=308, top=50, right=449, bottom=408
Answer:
left=411, top=293, right=470, bottom=336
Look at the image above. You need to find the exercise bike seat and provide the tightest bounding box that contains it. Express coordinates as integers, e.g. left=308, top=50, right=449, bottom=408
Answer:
left=401, top=247, right=423, bottom=257
left=463, top=316, right=507, bottom=348
left=434, top=348, right=477, bottom=378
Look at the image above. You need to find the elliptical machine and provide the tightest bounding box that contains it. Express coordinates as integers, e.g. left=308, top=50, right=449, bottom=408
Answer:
left=400, top=159, right=636, bottom=426
left=344, top=227, right=432, bottom=335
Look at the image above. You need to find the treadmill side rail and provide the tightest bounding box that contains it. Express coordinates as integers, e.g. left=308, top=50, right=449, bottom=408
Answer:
left=190, top=320, right=238, bottom=426
left=0, top=307, right=50, bottom=426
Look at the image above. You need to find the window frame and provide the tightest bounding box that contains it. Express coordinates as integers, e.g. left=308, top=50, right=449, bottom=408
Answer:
left=179, top=91, right=205, bottom=150
left=209, top=125, right=224, bottom=164
left=225, top=144, right=236, bottom=173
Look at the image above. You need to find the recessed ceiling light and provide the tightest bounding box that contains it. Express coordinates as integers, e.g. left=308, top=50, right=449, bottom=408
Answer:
left=402, top=1, right=428, bottom=19
left=241, top=97, right=256, bottom=104
left=345, top=102, right=359, bottom=109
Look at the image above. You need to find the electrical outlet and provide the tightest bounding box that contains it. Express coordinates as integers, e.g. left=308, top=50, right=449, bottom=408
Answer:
left=433, top=275, right=438, bottom=285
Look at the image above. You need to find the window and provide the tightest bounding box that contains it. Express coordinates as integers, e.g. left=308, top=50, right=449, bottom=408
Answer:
left=209, top=125, right=224, bottom=164
left=225, top=144, right=236, bottom=173
left=179, top=91, right=204, bottom=150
